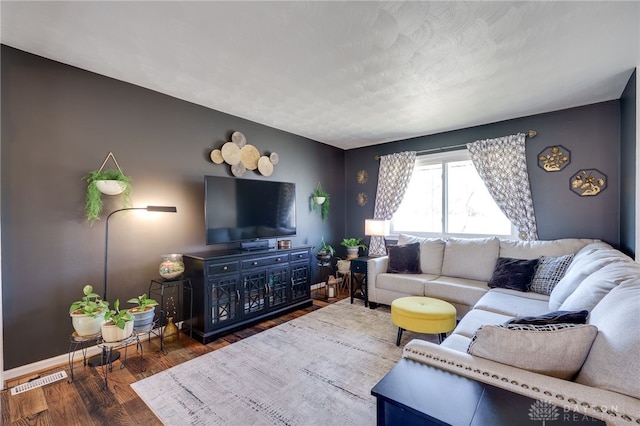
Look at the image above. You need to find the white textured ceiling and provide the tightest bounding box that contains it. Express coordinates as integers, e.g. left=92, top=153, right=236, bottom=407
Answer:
left=1, top=1, right=638, bottom=149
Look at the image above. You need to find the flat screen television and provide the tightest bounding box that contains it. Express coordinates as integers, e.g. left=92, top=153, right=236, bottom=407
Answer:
left=205, top=175, right=297, bottom=245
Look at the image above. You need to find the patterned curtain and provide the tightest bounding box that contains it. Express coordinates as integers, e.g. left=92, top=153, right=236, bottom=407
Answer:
left=467, top=133, right=538, bottom=240
left=370, top=151, right=416, bottom=255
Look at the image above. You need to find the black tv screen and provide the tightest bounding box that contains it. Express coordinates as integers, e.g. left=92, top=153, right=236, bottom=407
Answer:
left=205, top=176, right=296, bottom=245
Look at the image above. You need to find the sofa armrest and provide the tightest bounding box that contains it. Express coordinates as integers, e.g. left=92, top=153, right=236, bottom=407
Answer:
left=366, top=256, right=389, bottom=304
left=403, top=339, right=640, bottom=425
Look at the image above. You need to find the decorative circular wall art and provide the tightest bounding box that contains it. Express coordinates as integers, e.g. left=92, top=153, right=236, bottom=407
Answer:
left=210, top=130, right=279, bottom=177
left=538, top=145, right=571, bottom=172
left=570, top=169, right=607, bottom=196
left=357, top=192, right=368, bottom=206
left=357, top=169, right=369, bottom=184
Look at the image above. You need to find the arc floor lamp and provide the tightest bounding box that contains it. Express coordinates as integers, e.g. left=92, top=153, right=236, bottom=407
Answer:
left=88, top=205, right=177, bottom=366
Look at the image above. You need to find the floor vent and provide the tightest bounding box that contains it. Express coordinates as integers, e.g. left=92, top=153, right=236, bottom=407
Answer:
left=10, top=371, right=68, bottom=396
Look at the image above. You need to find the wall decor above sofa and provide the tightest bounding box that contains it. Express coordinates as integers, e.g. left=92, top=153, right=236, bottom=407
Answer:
left=537, top=145, right=571, bottom=172
left=570, top=169, right=607, bottom=196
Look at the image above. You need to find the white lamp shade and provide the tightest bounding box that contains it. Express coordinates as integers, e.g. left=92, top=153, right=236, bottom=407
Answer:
left=365, top=219, right=390, bottom=237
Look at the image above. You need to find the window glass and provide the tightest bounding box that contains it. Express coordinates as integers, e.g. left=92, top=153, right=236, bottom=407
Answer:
left=392, top=150, right=515, bottom=238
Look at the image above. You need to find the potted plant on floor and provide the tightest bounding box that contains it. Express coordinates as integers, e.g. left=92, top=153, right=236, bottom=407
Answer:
left=127, top=293, right=159, bottom=332
left=341, top=237, right=367, bottom=259
left=69, top=285, right=109, bottom=336
left=101, top=299, right=134, bottom=342
left=84, top=168, right=132, bottom=223
left=311, top=183, right=330, bottom=221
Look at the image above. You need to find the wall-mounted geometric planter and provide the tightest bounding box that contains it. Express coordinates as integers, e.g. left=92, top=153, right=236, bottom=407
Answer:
left=570, top=169, right=607, bottom=196
left=538, top=145, right=571, bottom=172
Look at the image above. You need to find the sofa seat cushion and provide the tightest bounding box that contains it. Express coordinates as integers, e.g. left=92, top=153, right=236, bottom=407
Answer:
left=440, top=333, right=471, bottom=352
left=452, top=308, right=514, bottom=338
left=576, top=280, right=640, bottom=399
left=424, top=276, right=490, bottom=307
left=397, top=234, right=446, bottom=275
left=468, top=323, right=598, bottom=380
left=376, top=273, right=436, bottom=295
left=560, top=260, right=640, bottom=312
left=473, top=289, right=550, bottom=317
left=441, top=236, right=500, bottom=282
left=549, top=242, right=629, bottom=310
left=498, top=238, right=595, bottom=259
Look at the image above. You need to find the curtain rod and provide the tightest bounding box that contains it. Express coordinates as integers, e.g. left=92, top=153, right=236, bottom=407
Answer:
left=374, top=129, right=537, bottom=161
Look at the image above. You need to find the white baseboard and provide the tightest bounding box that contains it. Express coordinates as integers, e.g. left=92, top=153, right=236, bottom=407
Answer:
left=2, top=327, right=162, bottom=390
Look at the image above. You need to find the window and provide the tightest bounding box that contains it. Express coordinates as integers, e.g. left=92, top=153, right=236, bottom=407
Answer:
left=391, top=150, right=515, bottom=238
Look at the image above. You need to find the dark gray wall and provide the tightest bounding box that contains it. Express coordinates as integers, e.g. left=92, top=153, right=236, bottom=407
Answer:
left=345, top=101, right=624, bottom=248
left=620, top=70, right=637, bottom=257
left=1, top=46, right=345, bottom=369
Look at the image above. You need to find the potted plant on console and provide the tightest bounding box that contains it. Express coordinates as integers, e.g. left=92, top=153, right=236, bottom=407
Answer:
left=69, top=285, right=109, bottom=337
left=101, top=299, right=134, bottom=342
left=341, top=237, right=367, bottom=259
left=127, top=293, right=159, bottom=332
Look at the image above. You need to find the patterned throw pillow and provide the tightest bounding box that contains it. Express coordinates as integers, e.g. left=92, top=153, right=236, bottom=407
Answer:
left=387, top=242, right=421, bottom=274
left=530, top=254, right=574, bottom=295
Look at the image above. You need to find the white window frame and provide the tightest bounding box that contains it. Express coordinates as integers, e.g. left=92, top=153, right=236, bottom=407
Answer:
left=390, top=149, right=518, bottom=239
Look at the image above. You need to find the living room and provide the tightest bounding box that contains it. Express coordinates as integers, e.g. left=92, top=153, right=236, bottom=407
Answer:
left=1, top=1, right=639, bottom=423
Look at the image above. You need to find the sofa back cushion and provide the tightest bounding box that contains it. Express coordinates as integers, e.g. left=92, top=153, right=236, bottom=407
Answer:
left=548, top=242, right=626, bottom=310
left=397, top=234, right=445, bottom=275
left=560, top=260, right=640, bottom=312
left=575, top=280, right=640, bottom=399
left=441, top=237, right=499, bottom=282
left=498, top=238, right=596, bottom=260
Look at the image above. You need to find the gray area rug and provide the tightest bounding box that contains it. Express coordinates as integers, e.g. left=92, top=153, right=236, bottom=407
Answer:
left=132, top=299, right=435, bottom=425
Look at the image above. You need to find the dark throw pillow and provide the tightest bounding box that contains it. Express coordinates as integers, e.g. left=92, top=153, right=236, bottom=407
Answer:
left=487, top=257, right=540, bottom=292
left=505, top=310, right=589, bottom=326
left=387, top=242, right=421, bottom=274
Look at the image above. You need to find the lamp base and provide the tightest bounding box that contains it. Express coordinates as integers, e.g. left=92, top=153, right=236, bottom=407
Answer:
left=87, top=349, right=121, bottom=367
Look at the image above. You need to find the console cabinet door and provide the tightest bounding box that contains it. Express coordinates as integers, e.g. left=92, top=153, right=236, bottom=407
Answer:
left=267, top=264, right=289, bottom=309
left=242, top=269, right=268, bottom=318
left=290, top=260, right=310, bottom=301
left=208, top=273, right=241, bottom=329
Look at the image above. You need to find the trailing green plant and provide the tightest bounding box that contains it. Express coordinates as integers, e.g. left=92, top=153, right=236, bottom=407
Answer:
left=316, top=237, right=335, bottom=257
left=311, top=183, right=330, bottom=221
left=69, top=285, right=109, bottom=316
left=341, top=237, right=367, bottom=250
left=83, top=169, right=132, bottom=223
left=103, top=299, right=134, bottom=329
left=127, top=293, right=159, bottom=312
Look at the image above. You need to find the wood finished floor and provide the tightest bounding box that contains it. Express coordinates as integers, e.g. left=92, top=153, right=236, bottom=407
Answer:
left=1, top=289, right=347, bottom=425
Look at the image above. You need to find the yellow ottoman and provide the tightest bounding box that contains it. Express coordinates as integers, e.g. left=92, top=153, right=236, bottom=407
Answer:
left=391, top=296, right=457, bottom=346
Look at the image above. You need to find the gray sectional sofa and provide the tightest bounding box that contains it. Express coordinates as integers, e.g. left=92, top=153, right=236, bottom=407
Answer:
left=366, top=235, right=640, bottom=425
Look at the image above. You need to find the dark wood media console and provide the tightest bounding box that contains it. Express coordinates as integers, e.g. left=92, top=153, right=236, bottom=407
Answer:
left=183, top=246, right=313, bottom=344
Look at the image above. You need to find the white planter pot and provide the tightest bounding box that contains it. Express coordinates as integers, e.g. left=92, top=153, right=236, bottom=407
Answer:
left=70, top=312, right=105, bottom=336
left=313, top=196, right=326, bottom=205
left=95, top=180, right=126, bottom=195
left=101, top=320, right=134, bottom=342
left=336, top=260, right=351, bottom=273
